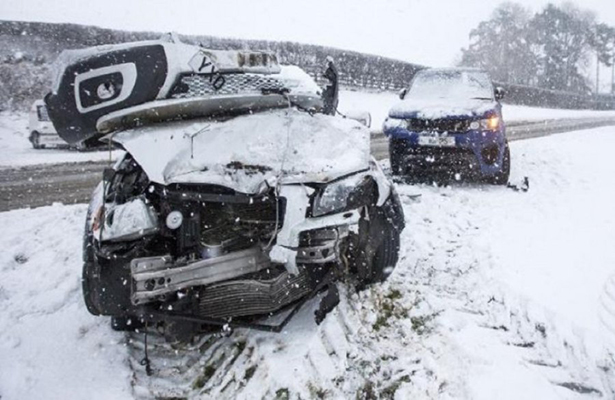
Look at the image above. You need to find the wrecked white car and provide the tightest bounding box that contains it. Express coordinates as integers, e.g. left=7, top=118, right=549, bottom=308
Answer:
left=45, top=38, right=404, bottom=338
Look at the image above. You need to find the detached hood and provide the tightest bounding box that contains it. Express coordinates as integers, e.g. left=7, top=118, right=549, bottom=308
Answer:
left=112, top=109, right=370, bottom=194
left=45, top=39, right=322, bottom=146
left=389, top=98, right=498, bottom=120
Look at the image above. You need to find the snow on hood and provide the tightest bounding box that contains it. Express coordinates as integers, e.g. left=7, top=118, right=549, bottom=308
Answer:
left=389, top=98, right=498, bottom=120
left=112, top=109, right=370, bottom=193
left=275, top=65, right=322, bottom=95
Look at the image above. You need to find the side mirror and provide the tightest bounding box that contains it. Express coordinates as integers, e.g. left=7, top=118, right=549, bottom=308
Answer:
left=399, top=88, right=408, bottom=100
left=495, top=86, right=505, bottom=101
left=345, top=110, right=372, bottom=128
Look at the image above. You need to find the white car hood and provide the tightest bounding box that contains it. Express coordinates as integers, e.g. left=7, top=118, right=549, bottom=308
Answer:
left=389, top=97, right=497, bottom=119
left=112, top=109, right=370, bottom=194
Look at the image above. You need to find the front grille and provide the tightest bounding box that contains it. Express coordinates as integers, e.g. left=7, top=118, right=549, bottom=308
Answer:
left=197, top=269, right=311, bottom=318
left=170, top=73, right=287, bottom=98
left=407, top=146, right=478, bottom=171
left=407, top=118, right=470, bottom=133
left=163, top=184, right=286, bottom=255
left=199, top=196, right=286, bottom=250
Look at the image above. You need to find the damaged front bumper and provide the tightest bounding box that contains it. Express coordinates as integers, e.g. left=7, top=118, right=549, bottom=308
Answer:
left=130, top=209, right=358, bottom=307
left=86, top=157, right=401, bottom=328
left=131, top=246, right=270, bottom=305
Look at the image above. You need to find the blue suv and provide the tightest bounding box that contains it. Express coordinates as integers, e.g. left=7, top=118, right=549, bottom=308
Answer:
left=383, top=68, right=509, bottom=184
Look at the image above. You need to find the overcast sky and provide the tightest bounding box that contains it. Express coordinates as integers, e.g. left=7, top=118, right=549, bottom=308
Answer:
left=1, top=0, right=614, bottom=68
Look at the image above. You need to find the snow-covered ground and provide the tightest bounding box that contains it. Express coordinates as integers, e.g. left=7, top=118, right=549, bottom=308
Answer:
left=2, top=126, right=615, bottom=399
left=2, top=91, right=615, bottom=169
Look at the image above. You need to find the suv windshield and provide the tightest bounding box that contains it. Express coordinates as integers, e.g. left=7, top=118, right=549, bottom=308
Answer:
left=406, top=70, right=494, bottom=101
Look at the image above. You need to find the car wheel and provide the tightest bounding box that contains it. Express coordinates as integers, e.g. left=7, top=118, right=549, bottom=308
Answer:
left=82, top=261, right=102, bottom=315
left=31, top=131, right=42, bottom=149
left=354, top=205, right=402, bottom=287
left=389, top=139, right=406, bottom=175
left=82, top=205, right=102, bottom=316
left=369, top=223, right=401, bottom=283
left=489, top=144, right=510, bottom=185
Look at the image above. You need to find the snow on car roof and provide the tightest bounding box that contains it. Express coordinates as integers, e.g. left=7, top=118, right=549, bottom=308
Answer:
left=418, top=67, right=488, bottom=74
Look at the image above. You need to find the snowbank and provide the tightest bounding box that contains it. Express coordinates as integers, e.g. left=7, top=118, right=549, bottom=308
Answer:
left=0, top=204, right=132, bottom=400
left=394, top=126, right=615, bottom=398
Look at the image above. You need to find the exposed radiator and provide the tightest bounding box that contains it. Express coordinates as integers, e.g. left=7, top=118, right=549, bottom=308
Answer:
left=198, top=270, right=312, bottom=318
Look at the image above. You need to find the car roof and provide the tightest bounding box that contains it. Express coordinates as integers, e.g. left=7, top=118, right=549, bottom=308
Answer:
left=419, top=67, right=488, bottom=74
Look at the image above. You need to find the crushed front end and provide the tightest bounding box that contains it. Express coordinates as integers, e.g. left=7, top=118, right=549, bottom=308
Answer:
left=83, top=152, right=404, bottom=335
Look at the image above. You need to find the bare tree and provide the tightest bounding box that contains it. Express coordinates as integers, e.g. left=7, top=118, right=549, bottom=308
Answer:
left=460, top=3, right=537, bottom=85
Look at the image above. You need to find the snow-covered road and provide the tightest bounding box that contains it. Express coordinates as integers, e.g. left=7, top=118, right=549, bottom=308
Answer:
left=1, top=126, right=615, bottom=399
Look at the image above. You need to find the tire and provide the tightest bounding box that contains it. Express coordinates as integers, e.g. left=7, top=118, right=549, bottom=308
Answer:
left=163, top=320, right=199, bottom=343
left=355, top=204, right=403, bottom=287
left=369, top=224, right=401, bottom=283
left=389, top=139, right=406, bottom=175
left=82, top=199, right=103, bottom=316
left=30, top=131, right=42, bottom=149
left=489, top=143, right=510, bottom=185
left=82, top=261, right=102, bottom=315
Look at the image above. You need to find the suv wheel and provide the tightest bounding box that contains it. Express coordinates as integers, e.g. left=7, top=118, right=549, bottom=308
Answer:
left=31, top=132, right=43, bottom=149
left=389, top=139, right=407, bottom=175
left=488, top=144, right=510, bottom=185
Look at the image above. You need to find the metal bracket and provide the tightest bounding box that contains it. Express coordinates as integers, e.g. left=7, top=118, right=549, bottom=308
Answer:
left=130, top=247, right=270, bottom=305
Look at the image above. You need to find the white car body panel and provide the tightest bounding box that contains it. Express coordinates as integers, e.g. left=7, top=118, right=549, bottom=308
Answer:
left=28, top=100, right=67, bottom=148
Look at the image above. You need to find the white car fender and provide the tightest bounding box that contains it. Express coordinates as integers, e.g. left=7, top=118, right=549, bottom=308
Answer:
left=269, top=184, right=313, bottom=275
left=367, top=157, right=392, bottom=207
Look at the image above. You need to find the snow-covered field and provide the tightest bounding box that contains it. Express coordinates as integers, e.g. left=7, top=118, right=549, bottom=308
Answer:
left=2, top=91, right=615, bottom=169
left=2, top=126, right=615, bottom=399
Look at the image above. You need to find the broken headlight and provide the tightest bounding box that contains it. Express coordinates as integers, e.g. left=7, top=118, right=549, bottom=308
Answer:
left=97, top=197, right=159, bottom=242
left=312, top=173, right=375, bottom=217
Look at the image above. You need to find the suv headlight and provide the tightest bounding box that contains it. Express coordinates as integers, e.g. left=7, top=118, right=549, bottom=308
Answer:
left=97, top=197, right=159, bottom=242
left=312, top=173, right=376, bottom=217
left=478, top=116, right=500, bottom=131
left=383, top=117, right=408, bottom=131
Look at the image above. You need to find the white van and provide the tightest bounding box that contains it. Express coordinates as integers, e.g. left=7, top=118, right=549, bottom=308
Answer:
left=28, top=100, right=67, bottom=149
